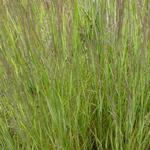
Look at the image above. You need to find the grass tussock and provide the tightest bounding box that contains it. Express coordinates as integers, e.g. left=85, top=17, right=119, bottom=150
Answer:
left=0, top=0, right=150, bottom=149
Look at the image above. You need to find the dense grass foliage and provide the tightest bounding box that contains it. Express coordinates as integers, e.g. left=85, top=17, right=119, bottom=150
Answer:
left=0, top=0, right=150, bottom=149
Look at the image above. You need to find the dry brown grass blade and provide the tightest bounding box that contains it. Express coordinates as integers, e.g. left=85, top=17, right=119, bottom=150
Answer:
left=141, top=1, right=150, bottom=58
left=116, top=0, right=125, bottom=41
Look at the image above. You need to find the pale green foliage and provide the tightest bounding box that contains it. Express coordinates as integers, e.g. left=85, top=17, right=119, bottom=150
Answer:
left=0, top=0, right=150, bottom=149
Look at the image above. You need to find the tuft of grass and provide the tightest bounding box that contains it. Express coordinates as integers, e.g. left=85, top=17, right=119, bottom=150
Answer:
left=0, top=0, right=150, bottom=149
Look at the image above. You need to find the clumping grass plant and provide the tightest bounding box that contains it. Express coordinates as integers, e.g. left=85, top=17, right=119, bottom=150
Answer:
left=0, top=0, right=150, bottom=149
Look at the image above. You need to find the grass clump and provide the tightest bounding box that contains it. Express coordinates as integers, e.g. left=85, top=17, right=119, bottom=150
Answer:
left=0, top=0, right=150, bottom=149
